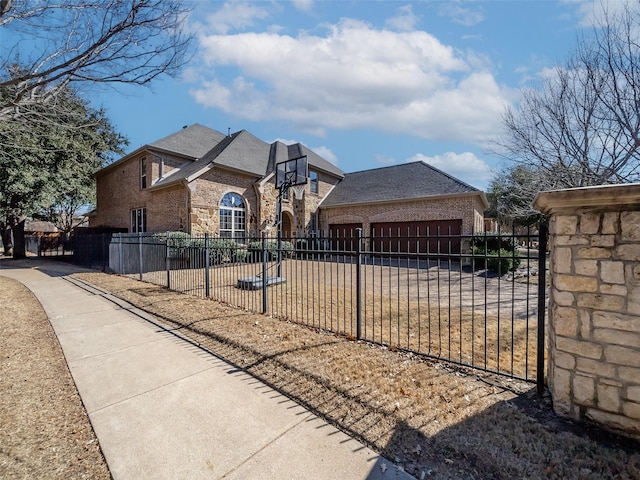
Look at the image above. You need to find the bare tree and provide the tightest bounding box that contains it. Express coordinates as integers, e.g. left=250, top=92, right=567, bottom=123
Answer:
left=0, top=0, right=194, bottom=119
left=493, top=1, right=640, bottom=220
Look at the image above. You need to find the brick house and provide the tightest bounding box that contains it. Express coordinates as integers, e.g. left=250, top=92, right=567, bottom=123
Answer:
left=320, top=162, right=488, bottom=252
left=90, top=124, right=487, bottom=243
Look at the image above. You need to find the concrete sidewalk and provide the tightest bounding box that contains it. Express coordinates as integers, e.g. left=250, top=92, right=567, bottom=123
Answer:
left=1, top=259, right=412, bottom=480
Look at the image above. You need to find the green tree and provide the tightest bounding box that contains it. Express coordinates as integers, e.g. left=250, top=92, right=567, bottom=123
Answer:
left=486, top=164, right=562, bottom=227
left=0, top=86, right=126, bottom=258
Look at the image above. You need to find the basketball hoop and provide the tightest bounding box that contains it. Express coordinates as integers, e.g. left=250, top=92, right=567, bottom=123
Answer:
left=291, top=184, right=305, bottom=200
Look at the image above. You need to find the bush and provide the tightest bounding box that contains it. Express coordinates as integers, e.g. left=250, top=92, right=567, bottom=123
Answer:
left=487, top=248, right=520, bottom=274
left=154, top=231, right=192, bottom=258
left=472, top=233, right=521, bottom=274
left=209, top=238, right=245, bottom=264
left=247, top=240, right=293, bottom=262
left=154, top=233, right=246, bottom=264
left=471, top=232, right=518, bottom=252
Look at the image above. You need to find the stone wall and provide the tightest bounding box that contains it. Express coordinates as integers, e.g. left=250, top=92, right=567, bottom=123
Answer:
left=189, top=167, right=259, bottom=237
left=534, top=184, right=640, bottom=439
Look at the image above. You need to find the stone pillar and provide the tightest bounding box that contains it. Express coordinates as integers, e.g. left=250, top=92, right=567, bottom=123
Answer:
left=534, top=184, right=640, bottom=439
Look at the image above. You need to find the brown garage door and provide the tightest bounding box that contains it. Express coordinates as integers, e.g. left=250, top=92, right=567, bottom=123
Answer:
left=329, top=223, right=363, bottom=251
left=370, top=220, right=462, bottom=255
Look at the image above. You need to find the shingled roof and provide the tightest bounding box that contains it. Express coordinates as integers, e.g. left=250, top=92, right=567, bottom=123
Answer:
left=267, top=142, right=344, bottom=179
left=320, top=161, right=486, bottom=208
left=149, top=123, right=226, bottom=159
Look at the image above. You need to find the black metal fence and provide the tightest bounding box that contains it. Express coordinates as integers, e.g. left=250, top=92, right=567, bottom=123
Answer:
left=73, top=227, right=546, bottom=388
left=25, top=234, right=73, bottom=257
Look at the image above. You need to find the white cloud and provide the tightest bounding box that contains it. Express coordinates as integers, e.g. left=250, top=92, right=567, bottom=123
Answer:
left=408, top=152, right=493, bottom=188
left=386, top=4, right=419, bottom=31
left=201, top=2, right=269, bottom=34
left=191, top=17, right=511, bottom=143
left=437, top=2, right=485, bottom=27
left=309, top=145, right=338, bottom=165
left=568, top=0, right=631, bottom=27
left=375, top=154, right=397, bottom=166
left=292, top=0, right=313, bottom=13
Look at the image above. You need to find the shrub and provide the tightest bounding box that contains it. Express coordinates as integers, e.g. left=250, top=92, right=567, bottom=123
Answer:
left=154, top=231, right=192, bottom=258
left=209, top=238, right=245, bottom=264
left=472, top=233, right=521, bottom=274
left=247, top=240, right=293, bottom=261
left=486, top=248, right=520, bottom=274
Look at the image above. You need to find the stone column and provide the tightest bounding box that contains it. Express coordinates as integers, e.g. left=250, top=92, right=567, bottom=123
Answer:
left=534, top=184, right=640, bottom=439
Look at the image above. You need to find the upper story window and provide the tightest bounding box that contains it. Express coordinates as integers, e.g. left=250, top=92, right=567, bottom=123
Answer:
left=131, top=207, right=146, bottom=232
left=310, top=170, right=318, bottom=194
left=140, top=157, right=147, bottom=189
left=219, top=192, right=246, bottom=240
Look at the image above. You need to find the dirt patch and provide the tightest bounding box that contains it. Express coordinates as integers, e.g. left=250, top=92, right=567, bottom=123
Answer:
left=0, top=276, right=111, bottom=479
left=71, top=271, right=639, bottom=480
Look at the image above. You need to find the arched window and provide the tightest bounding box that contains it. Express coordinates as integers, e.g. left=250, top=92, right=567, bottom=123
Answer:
left=219, top=192, right=246, bottom=240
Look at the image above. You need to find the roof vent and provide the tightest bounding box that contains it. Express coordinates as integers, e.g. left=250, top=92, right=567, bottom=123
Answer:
left=182, top=125, right=187, bottom=129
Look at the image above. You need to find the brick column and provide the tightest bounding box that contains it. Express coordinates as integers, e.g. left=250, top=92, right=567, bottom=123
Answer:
left=534, top=184, right=640, bottom=439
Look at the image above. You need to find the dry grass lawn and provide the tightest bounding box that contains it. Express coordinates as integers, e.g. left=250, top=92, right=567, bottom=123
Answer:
left=137, top=257, right=541, bottom=380
left=0, top=276, right=110, bottom=479
left=64, top=269, right=639, bottom=480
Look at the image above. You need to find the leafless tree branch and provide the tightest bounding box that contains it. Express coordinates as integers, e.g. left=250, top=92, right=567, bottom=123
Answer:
left=1, top=0, right=194, bottom=119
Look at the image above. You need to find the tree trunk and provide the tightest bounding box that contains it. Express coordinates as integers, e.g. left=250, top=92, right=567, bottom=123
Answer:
left=11, top=218, right=26, bottom=259
left=1, top=222, right=12, bottom=256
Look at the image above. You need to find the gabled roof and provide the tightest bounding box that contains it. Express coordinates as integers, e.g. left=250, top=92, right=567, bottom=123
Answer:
left=205, top=130, right=271, bottom=176
left=320, top=161, right=487, bottom=208
left=268, top=142, right=344, bottom=179
left=96, top=124, right=225, bottom=176
left=151, top=130, right=273, bottom=189
left=149, top=123, right=227, bottom=158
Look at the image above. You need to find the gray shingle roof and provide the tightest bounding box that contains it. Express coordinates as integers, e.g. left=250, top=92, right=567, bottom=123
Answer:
left=151, top=130, right=273, bottom=189
left=149, top=124, right=226, bottom=158
left=205, top=130, right=272, bottom=176
left=267, top=142, right=344, bottom=179
left=321, top=161, right=484, bottom=207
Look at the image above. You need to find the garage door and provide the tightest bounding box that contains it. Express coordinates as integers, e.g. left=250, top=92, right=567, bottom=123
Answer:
left=370, top=220, right=462, bottom=255
left=329, top=223, right=363, bottom=251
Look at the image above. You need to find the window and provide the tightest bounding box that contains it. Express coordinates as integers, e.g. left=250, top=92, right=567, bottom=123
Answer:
left=140, top=157, right=147, bottom=189
left=131, top=208, right=146, bottom=232
left=310, top=170, right=318, bottom=194
left=219, top=192, right=246, bottom=240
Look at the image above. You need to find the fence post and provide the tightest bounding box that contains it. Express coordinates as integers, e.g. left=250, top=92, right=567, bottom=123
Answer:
left=537, top=222, right=548, bottom=399
left=118, top=233, right=123, bottom=274
left=165, top=232, right=170, bottom=289
left=356, top=228, right=362, bottom=340
left=262, top=231, right=268, bottom=314
left=138, top=232, right=143, bottom=281
left=204, top=233, right=210, bottom=298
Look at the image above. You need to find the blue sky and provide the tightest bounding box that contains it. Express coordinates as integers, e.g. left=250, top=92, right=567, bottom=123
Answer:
left=91, top=0, right=613, bottom=191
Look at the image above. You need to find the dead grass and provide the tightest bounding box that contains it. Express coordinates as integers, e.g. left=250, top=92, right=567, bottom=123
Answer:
left=0, top=276, right=111, bottom=479
left=134, top=258, right=540, bottom=379
left=70, top=270, right=639, bottom=480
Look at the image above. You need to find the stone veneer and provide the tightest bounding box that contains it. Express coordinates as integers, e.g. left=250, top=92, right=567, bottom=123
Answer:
left=534, top=183, right=640, bottom=439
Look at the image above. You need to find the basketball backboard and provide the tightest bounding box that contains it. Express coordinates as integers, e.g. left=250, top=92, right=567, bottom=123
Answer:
left=276, top=156, right=308, bottom=189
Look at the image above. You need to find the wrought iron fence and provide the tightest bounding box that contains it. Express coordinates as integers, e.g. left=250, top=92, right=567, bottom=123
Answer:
left=99, top=226, right=546, bottom=388
left=25, top=234, right=73, bottom=257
